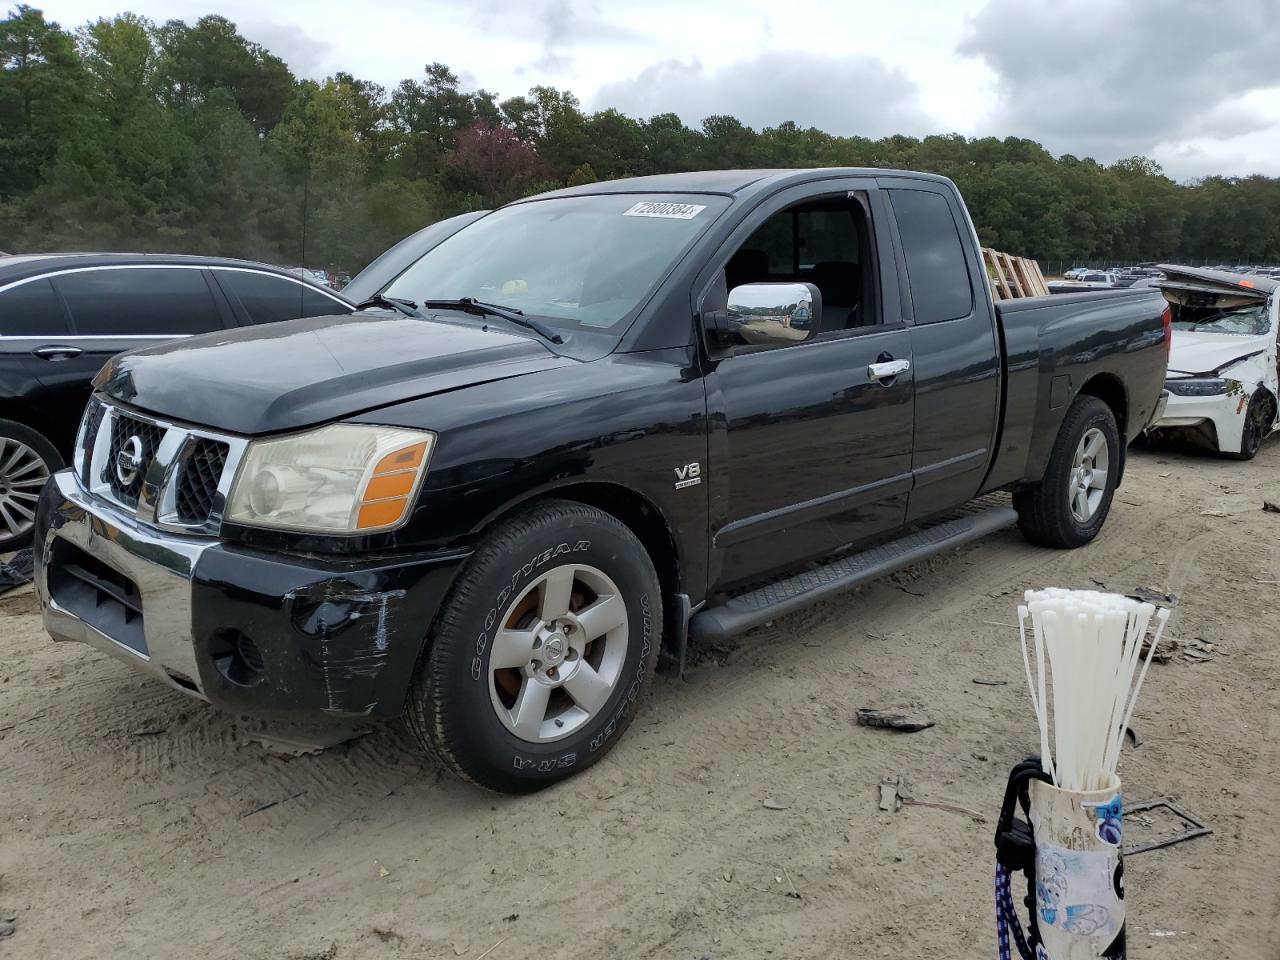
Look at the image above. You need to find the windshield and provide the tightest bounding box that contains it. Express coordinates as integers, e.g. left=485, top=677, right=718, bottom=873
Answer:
left=1172, top=303, right=1271, bottom=336
left=384, top=194, right=727, bottom=336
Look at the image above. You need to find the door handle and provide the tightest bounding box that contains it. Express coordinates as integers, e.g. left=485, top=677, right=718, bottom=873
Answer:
left=868, top=358, right=910, bottom=381
left=31, top=344, right=83, bottom=361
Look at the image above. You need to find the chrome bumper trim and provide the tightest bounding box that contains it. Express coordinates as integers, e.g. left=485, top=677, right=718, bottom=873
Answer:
left=38, top=470, right=213, bottom=700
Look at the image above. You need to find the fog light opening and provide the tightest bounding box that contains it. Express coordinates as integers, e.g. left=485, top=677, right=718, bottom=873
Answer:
left=210, top=629, right=266, bottom=687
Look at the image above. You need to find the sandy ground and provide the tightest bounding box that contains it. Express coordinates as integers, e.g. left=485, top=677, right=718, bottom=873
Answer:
left=2, top=442, right=1278, bottom=960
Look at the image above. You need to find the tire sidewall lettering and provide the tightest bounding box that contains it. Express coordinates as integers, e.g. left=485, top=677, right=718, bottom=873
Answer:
left=506, top=585, right=652, bottom=770
left=470, top=540, right=592, bottom=682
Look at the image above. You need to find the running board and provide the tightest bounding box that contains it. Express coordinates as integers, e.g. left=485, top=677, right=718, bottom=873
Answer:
left=688, top=501, right=1018, bottom=640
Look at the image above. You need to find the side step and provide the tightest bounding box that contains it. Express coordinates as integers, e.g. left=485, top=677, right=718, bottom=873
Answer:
left=688, top=500, right=1018, bottom=640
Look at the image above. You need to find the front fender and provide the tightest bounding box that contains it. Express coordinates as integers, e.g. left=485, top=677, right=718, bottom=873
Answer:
left=353, top=348, right=711, bottom=601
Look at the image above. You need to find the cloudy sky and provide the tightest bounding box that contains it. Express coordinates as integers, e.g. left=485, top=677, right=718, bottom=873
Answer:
left=41, top=0, right=1280, bottom=181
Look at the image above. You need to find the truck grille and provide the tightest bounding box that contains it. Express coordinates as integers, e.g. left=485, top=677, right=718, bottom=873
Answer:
left=175, top=438, right=229, bottom=524
left=78, top=397, right=246, bottom=535
left=107, top=412, right=167, bottom=506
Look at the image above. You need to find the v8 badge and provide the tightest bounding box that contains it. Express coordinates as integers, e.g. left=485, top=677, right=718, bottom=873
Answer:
left=673, top=462, right=701, bottom=489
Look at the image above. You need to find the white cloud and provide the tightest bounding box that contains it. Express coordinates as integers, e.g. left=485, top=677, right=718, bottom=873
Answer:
left=958, top=0, right=1280, bottom=177
left=592, top=53, right=937, bottom=136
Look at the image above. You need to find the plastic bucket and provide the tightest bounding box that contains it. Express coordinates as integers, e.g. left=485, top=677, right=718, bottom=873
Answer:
left=1028, top=776, right=1125, bottom=959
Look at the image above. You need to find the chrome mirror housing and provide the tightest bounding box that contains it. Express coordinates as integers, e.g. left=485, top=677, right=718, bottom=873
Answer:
left=724, top=282, right=822, bottom=346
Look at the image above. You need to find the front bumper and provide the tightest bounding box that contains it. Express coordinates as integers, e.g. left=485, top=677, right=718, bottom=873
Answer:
left=34, top=470, right=469, bottom=720
left=1149, top=387, right=1247, bottom=453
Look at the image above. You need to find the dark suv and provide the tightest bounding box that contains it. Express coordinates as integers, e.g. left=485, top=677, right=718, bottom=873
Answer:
left=0, top=254, right=352, bottom=549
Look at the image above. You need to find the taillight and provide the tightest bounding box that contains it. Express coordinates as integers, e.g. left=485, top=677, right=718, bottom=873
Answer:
left=1160, top=305, right=1172, bottom=354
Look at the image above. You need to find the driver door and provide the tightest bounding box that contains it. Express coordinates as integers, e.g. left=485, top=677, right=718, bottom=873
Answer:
left=701, top=182, right=915, bottom=590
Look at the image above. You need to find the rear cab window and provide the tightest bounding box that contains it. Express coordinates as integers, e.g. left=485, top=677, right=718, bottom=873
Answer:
left=53, top=268, right=225, bottom=336
left=887, top=189, right=975, bottom=324
left=0, top=278, right=70, bottom=335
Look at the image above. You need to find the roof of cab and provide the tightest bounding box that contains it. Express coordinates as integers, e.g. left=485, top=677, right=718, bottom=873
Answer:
left=0, top=252, right=308, bottom=286
left=517, top=167, right=952, bottom=203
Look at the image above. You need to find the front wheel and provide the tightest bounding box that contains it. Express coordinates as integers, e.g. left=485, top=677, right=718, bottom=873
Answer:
left=405, top=500, right=662, bottom=793
left=1223, top=390, right=1274, bottom=461
left=1014, top=396, right=1120, bottom=549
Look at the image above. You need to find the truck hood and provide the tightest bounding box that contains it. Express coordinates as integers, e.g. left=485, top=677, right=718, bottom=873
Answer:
left=1157, top=264, right=1277, bottom=308
left=1167, top=329, right=1271, bottom=378
left=96, top=312, right=574, bottom=435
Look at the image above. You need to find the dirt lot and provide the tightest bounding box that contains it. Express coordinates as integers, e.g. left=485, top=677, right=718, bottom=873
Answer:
left=2, top=442, right=1278, bottom=960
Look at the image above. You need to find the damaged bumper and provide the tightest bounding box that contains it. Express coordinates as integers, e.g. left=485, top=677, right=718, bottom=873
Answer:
left=34, top=470, right=468, bottom=720
left=1149, top=384, right=1250, bottom=453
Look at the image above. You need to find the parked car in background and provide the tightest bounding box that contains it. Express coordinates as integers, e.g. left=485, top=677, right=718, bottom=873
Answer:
left=33, top=168, right=1169, bottom=792
left=1048, top=271, right=1117, bottom=294
left=1148, top=265, right=1278, bottom=459
left=0, top=254, right=353, bottom=549
left=342, top=211, right=489, bottom=304
left=286, top=267, right=334, bottom=288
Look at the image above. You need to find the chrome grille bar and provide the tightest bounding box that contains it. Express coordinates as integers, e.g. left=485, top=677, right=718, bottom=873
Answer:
left=77, top=396, right=249, bottom=536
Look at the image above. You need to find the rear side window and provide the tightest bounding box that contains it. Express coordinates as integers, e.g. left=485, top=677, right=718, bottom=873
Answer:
left=0, top=278, right=69, bottom=335
left=216, top=270, right=348, bottom=324
left=888, top=189, right=974, bottom=324
left=54, top=268, right=224, bottom=336
left=300, top=285, right=348, bottom=318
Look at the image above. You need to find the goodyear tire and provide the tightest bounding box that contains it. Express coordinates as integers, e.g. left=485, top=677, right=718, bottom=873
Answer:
left=405, top=500, right=662, bottom=793
left=1014, top=396, right=1120, bottom=549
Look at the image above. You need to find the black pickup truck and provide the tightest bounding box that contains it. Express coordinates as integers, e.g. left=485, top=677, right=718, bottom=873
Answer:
left=34, top=169, right=1170, bottom=793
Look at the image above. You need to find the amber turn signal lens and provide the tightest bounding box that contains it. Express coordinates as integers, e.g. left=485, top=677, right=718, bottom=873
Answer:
left=357, top=498, right=409, bottom=529
left=363, top=472, right=416, bottom=501
left=355, top=439, right=432, bottom=530
left=374, top=442, right=427, bottom=475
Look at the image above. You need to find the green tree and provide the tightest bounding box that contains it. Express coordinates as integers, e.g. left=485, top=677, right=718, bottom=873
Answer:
left=0, top=4, right=84, bottom=196
left=5, top=14, right=1279, bottom=275
left=78, top=12, right=155, bottom=121
left=154, top=15, right=292, bottom=132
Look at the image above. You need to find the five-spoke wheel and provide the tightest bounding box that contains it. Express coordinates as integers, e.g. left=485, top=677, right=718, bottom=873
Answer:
left=1068, top=427, right=1109, bottom=523
left=489, top=563, right=629, bottom=742
left=405, top=500, right=661, bottom=793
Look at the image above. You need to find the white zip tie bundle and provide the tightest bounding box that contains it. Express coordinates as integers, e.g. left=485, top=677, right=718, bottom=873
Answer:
left=1017, top=588, right=1171, bottom=792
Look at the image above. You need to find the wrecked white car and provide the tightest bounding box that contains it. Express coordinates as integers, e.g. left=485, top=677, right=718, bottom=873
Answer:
left=1149, top=266, right=1278, bottom=459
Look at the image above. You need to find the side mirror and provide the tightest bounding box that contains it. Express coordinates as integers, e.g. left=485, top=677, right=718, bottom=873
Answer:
left=710, top=282, right=822, bottom=346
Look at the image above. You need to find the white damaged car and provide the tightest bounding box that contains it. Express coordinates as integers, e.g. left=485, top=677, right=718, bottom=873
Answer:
left=1149, top=266, right=1278, bottom=460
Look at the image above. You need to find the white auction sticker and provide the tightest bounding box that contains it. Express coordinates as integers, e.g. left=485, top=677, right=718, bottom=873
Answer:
left=623, top=201, right=706, bottom=220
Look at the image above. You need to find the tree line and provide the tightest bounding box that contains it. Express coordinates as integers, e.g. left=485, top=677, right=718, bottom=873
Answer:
left=4, top=5, right=1280, bottom=274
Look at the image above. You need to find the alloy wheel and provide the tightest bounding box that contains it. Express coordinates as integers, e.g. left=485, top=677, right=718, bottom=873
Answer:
left=0, top=438, right=50, bottom=541
left=1068, top=427, right=1109, bottom=523
left=488, top=563, right=629, bottom=743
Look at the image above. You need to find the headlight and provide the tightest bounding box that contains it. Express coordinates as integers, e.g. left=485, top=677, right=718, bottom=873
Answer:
left=1165, top=378, right=1229, bottom=397
left=226, top=424, right=434, bottom=534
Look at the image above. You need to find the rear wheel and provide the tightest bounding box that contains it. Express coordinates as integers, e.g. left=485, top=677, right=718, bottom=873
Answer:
left=1223, top=391, right=1273, bottom=461
left=1014, top=396, right=1120, bottom=549
left=405, top=500, right=662, bottom=793
left=0, top=420, right=61, bottom=552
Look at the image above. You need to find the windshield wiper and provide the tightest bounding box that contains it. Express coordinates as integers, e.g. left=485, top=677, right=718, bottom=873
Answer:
left=354, top=294, right=425, bottom=319
left=422, top=297, right=564, bottom=345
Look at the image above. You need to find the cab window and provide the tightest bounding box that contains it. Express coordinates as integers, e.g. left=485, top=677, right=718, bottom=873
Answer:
left=887, top=189, right=974, bottom=324
left=721, top=195, right=879, bottom=334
